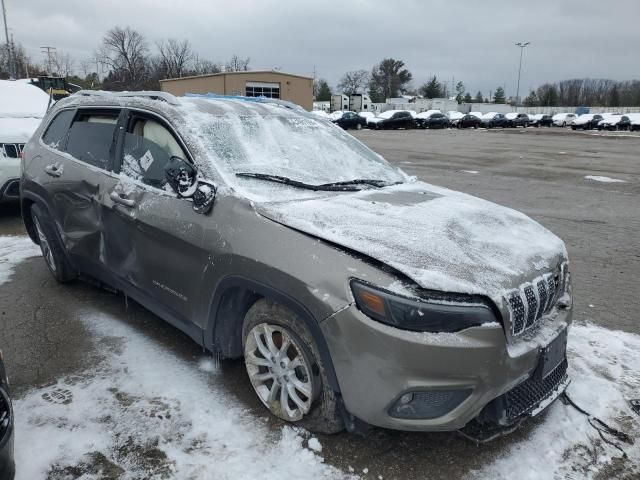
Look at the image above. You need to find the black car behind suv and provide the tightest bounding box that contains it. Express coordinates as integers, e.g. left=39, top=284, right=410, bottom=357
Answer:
left=0, top=352, right=14, bottom=480
left=332, top=111, right=367, bottom=130
left=416, top=113, right=450, bottom=129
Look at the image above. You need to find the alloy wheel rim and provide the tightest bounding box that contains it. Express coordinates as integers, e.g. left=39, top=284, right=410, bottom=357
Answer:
left=34, top=217, right=56, bottom=273
left=244, top=323, right=314, bottom=421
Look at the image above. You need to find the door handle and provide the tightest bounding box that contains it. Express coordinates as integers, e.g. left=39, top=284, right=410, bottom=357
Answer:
left=110, top=190, right=136, bottom=207
left=44, top=163, right=63, bottom=177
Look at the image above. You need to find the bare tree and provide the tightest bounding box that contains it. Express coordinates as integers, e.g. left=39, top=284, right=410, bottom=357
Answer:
left=189, top=55, right=222, bottom=75
left=98, top=26, right=149, bottom=90
left=225, top=54, right=250, bottom=72
left=157, top=38, right=194, bottom=78
left=51, top=51, right=75, bottom=77
left=337, top=69, right=369, bottom=95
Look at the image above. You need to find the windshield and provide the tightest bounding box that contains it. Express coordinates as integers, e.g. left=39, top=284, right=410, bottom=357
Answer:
left=191, top=111, right=405, bottom=197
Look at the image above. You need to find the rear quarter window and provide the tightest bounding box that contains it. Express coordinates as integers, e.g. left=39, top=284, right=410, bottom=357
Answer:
left=42, top=109, right=75, bottom=150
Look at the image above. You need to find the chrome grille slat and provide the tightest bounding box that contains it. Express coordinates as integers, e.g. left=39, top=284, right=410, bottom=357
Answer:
left=506, top=263, right=568, bottom=336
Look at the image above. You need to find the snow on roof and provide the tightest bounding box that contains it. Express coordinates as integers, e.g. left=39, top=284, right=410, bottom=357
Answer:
left=0, top=117, right=43, bottom=142
left=505, top=112, right=519, bottom=119
left=416, top=110, right=441, bottom=119
left=0, top=80, right=49, bottom=118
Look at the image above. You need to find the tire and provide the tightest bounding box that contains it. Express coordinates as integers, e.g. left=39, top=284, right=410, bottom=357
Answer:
left=356, top=123, right=362, bottom=130
left=242, top=299, right=344, bottom=434
left=474, top=124, right=478, bottom=129
left=524, top=123, right=529, bottom=128
left=30, top=203, right=77, bottom=282
left=562, top=122, right=566, bottom=127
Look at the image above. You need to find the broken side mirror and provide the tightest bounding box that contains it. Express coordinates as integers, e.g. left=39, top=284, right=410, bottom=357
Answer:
left=192, top=180, right=216, bottom=215
left=165, top=156, right=197, bottom=196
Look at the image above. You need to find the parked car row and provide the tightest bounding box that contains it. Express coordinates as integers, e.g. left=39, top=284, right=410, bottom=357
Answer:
left=313, top=108, right=640, bottom=133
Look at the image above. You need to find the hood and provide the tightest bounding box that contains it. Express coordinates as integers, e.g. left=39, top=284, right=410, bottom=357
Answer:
left=257, top=182, right=567, bottom=307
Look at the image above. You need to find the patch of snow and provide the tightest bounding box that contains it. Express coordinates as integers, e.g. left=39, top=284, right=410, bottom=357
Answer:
left=308, top=438, right=322, bottom=453
left=13, top=309, right=352, bottom=480
left=0, top=80, right=49, bottom=118
left=584, top=175, right=626, bottom=183
left=0, top=235, right=41, bottom=285
left=472, top=322, right=640, bottom=480
left=0, top=117, right=43, bottom=143
left=460, top=170, right=478, bottom=174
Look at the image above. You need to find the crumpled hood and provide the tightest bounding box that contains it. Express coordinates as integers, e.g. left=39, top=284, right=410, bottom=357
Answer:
left=257, top=181, right=567, bottom=306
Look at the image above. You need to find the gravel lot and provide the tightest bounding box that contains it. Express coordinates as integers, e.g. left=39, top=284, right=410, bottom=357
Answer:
left=0, top=127, right=638, bottom=479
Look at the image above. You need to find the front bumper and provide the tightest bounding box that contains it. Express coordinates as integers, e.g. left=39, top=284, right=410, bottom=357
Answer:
left=321, top=304, right=571, bottom=431
left=0, top=156, right=21, bottom=202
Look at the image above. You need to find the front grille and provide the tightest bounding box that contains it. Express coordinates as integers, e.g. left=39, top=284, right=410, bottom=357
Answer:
left=504, top=358, right=568, bottom=420
left=505, top=262, right=568, bottom=336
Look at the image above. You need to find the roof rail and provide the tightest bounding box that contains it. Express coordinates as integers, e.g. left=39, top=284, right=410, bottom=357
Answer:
left=184, top=92, right=304, bottom=111
left=73, top=90, right=180, bottom=106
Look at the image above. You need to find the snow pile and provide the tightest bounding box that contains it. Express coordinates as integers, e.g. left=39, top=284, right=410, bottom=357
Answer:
left=0, top=117, right=43, bottom=143
left=259, top=181, right=566, bottom=305
left=13, top=309, right=352, bottom=480
left=0, top=235, right=41, bottom=284
left=585, top=175, right=626, bottom=183
left=0, top=80, right=49, bottom=118
left=471, top=322, right=640, bottom=479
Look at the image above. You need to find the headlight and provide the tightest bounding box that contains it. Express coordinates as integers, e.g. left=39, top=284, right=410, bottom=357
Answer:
left=351, top=280, right=499, bottom=333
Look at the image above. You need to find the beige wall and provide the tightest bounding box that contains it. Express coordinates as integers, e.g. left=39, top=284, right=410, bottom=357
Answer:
left=160, top=72, right=313, bottom=110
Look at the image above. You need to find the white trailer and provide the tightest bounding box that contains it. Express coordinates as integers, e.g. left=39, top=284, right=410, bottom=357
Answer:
left=349, top=94, right=372, bottom=113
left=331, top=94, right=349, bottom=112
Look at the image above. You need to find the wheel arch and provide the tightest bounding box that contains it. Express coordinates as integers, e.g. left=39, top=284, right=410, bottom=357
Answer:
left=21, top=189, right=54, bottom=245
left=205, top=275, right=342, bottom=393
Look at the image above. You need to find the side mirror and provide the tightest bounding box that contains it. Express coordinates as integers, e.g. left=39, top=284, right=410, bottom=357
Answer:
left=165, top=156, right=197, bottom=196
left=192, top=180, right=216, bottom=215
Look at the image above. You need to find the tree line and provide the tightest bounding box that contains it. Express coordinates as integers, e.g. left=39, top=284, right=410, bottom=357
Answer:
left=0, top=26, right=249, bottom=91
left=523, top=79, right=640, bottom=107
left=2, top=36, right=639, bottom=107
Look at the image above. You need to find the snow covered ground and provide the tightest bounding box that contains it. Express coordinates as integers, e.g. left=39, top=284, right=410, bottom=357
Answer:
left=2, top=235, right=639, bottom=479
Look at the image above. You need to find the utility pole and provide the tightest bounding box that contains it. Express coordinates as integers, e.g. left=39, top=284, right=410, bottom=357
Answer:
left=1, top=0, right=15, bottom=79
left=515, top=41, right=530, bottom=108
left=41, top=45, right=57, bottom=75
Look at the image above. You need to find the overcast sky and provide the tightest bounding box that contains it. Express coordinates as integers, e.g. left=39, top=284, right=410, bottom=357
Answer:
left=7, top=0, right=639, bottom=97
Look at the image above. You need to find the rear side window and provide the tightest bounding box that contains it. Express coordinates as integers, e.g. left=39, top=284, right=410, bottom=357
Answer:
left=42, top=109, right=75, bottom=150
left=65, top=111, right=120, bottom=170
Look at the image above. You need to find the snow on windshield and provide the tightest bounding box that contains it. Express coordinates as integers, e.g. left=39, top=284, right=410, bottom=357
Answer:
left=179, top=100, right=405, bottom=198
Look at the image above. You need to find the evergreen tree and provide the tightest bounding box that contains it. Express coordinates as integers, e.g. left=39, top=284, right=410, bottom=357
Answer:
left=368, top=58, right=413, bottom=101
left=463, top=92, right=473, bottom=103
left=475, top=91, right=483, bottom=103
left=455, top=81, right=465, bottom=104
left=493, top=86, right=506, bottom=104
left=420, top=75, right=444, bottom=99
left=523, top=90, right=538, bottom=107
left=315, top=79, right=332, bottom=101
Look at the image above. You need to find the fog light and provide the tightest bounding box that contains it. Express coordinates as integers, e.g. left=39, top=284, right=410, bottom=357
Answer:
left=389, top=389, right=472, bottom=420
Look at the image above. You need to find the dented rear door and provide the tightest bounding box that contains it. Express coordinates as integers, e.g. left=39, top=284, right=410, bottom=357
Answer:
left=44, top=108, right=123, bottom=271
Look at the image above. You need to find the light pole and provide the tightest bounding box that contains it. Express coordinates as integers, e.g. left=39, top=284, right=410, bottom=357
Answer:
left=1, top=0, right=15, bottom=79
left=515, top=42, right=530, bottom=108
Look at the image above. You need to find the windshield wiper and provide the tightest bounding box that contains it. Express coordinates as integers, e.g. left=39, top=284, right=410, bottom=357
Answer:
left=236, top=173, right=392, bottom=191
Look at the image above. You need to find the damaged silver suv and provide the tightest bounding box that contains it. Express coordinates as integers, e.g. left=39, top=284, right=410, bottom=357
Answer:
left=20, top=91, right=572, bottom=437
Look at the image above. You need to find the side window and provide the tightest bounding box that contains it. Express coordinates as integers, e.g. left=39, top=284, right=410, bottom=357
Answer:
left=65, top=110, right=120, bottom=170
left=42, top=109, right=75, bottom=151
left=121, top=118, right=187, bottom=189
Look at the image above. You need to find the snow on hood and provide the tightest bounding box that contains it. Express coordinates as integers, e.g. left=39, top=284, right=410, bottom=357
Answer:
left=0, top=117, right=43, bottom=142
left=257, top=181, right=567, bottom=306
left=0, top=80, right=49, bottom=118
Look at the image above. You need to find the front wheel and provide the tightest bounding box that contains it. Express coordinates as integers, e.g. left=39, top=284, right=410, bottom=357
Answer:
left=356, top=123, right=362, bottom=130
left=242, top=299, right=343, bottom=434
left=31, top=204, right=77, bottom=282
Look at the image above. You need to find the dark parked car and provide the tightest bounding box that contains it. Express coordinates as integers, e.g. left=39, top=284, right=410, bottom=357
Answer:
left=482, top=113, right=509, bottom=129
left=0, top=352, right=14, bottom=480
left=332, top=111, right=367, bottom=130
left=506, top=113, right=530, bottom=128
left=531, top=114, right=553, bottom=128
left=21, top=91, right=572, bottom=437
left=571, top=114, right=603, bottom=130
left=416, top=112, right=450, bottom=129
left=457, top=114, right=483, bottom=129
left=369, top=110, right=416, bottom=129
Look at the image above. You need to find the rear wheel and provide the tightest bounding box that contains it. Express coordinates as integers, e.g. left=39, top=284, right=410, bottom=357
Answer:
left=356, top=123, right=362, bottom=130
left=31, top=204, right=77, bottom=282
left=242, top=299, right=343, bottom=434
